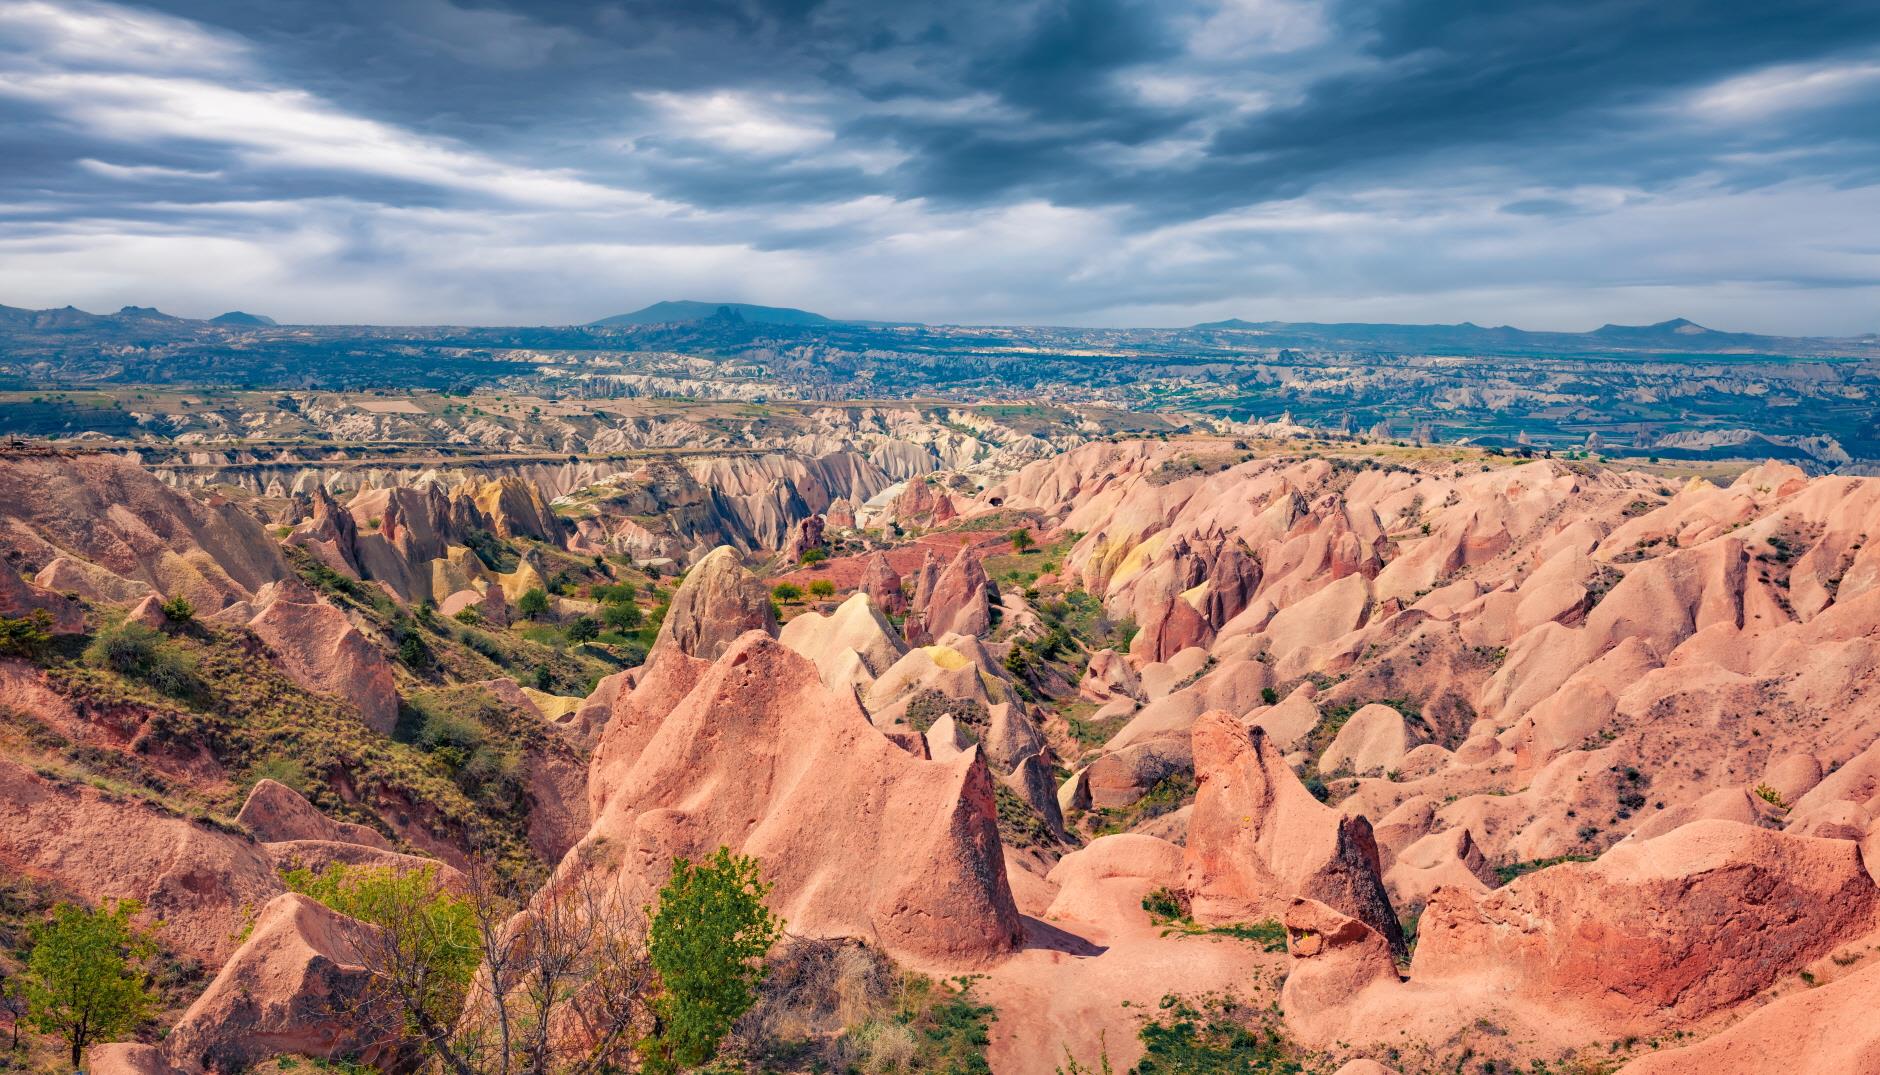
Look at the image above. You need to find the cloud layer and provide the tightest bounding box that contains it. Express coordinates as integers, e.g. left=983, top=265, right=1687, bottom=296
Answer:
left=1, top=0, right=1877, bottom=331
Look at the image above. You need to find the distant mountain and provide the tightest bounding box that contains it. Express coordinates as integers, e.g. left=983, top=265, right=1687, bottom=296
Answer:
left=590, top=300, right=834, bottom=327
left=1186, top=316, right=1794, bottom=354
left=211, top=311, right=277, bottom=326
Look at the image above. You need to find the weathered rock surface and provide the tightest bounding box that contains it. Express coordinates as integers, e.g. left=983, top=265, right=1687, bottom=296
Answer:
left=650, top=545, right=777, bottom=660
left=567, top=631, right=1023, bottom=967
left=1181, top=712, right=1405, bottom=955
left=246, top=581, right=399, bottom=734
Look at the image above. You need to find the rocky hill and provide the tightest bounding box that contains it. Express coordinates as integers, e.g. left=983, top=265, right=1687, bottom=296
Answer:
left=0, top=437, right=1876, bottom=1074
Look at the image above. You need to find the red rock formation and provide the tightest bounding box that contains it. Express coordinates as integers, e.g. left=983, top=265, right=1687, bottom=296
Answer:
left=783, top=513, right=825, bottom=562
left=162, top=893, right=391, bottom=1074
left=1412, top=821, right=1880, bottom=1033
left=238, top=779, right=390, bottom=849
left=246, top=582, right=399, bottom=734
left=1616, top=959, right=1880, bottom=1075
left=1279, top=897, right=1401, bottom=1045
left=569, top=631, right=1023, bottom=967
left=0, top=759, right=280, bottom=965
left=860, top=552, right=907, bottom=616
left=0, top=565, right=84, bottom=633
left=649, top=545, right=777, bottom=661
left=1134, top=596, right=1214, bottom=662
left=1181, top=712, right=1405, bottom=955
left=916, top=545, right=993, bottom=639
left=0, top=453, right=289, bottom=611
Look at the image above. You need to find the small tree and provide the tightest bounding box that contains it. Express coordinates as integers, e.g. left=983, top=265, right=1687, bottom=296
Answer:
left=603, top=602, right=642, bottom=631
left=289, top=860, right=650, bottom=1075
left=23, top=900, right=157, bottom=1068
left=158, top=595, right=194, bottom=625
left=807, top=579, right=835, bottom=599
left=516, top=588, right=550, bottom=621
left=566, top=617, right=599, bottom=643
left=771, top=583, right=803, bottom=603
left=1009, top=528, right=1035, bottom=553
left=644, top=848, right=781, bottom=1074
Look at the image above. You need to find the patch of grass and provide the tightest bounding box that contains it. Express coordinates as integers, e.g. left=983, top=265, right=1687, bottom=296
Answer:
left=1494, top=854, right=1597, bottom=886
left=1134, top=995, right=1307, bottom=1074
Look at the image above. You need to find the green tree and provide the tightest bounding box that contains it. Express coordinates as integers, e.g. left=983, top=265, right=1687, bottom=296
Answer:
left=602, top=602, right=642, bottom=631
left=158, top=595, right=194, bottom=625
left=771, top=583, right=803, bottom=603
left=807, top=579, right=836, bottom=598
left=566, top=616, right=599, bottom=643
left=1009, top=528, right=1035, bottom=553
left=516, top=588, right=550, bottom=620
left=644, top=848, right=781, bottom=1075
left=22, top=900, right=157, bottom=1068
left=283, top=863, right=479, bottom=1036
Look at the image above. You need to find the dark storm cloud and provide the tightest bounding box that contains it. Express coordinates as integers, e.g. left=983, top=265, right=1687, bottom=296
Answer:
left=0, top=0, right=1877, bottom=329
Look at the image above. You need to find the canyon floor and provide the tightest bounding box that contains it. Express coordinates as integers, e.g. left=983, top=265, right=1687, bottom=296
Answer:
left=1, top=409, right=1878, bottom=1075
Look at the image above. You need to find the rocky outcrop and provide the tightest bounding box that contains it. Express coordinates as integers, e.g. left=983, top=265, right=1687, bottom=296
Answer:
left=0, top=759, right=281, bottom=965
left=778, top=592, right=906, bottom=689
left=0, top=565, right=85, bottom=633
left=246, top=582, right=399, bottom=734
left=1279, top=898, right=1401, bottom=1045
left=568, top=631, right=1023, bottom=967
left=1617, top=959, right=1880, bottom=1075
left=161, top=893, right=390, bottom=1074
left=914, top=545, right=993, bottom=640
left=1181, top=712, right=1404, bottom=956
left=649, top=545, right=777, bottom=660
left=1411, top=821, right=1880, bottom=1033
left=860, top=553, right=907, bottom=616
left=237, top=779, right=390, bottom=849
left=0, top=453, right=289, bottom=611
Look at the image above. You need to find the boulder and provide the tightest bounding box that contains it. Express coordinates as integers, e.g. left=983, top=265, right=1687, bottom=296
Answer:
left=163, top=894, right=391, bottom=1074
left=1182, top=712, right=1404, bottom=956
left=1279, top=897, right=1401, bottom=1046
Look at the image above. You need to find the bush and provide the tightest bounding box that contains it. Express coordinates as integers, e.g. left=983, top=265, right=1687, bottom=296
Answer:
left=772, top=583, right=803, bottom=603
left=516, top=588, right=550, bottom=620
left=799, top=547, right=829, bottom=565
left=0, top=609, right=54, bottom=660
left=84, top=622, right=199, bottom=697
left=158, top=596, right=195, bottom=625
left=566, top=616, right=599, bottom=643
left=808, top=579, right=836, bottom=598
left=283, top=863, right=478, bottom=1030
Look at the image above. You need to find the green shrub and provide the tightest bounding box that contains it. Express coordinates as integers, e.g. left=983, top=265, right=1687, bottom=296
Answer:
left=158, top=596, right=195, bottom=625
left=516, top=588, right=550, bottom=620
left=603, top=602, right=642, bottom=630
left=0, top=609, right=55, bottom=660
left=84, top=622, right=199, bottom=697
left=772, top=583, right=803, bottom=602
left=808, top=579, right=836, bottom=598
left=799, top=547, right=829, bottom=565
left=566, top=616, right=599, bottom=643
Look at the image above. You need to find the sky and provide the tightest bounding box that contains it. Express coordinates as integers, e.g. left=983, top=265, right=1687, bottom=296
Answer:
left=0, top=0, right=1877, bottom=332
